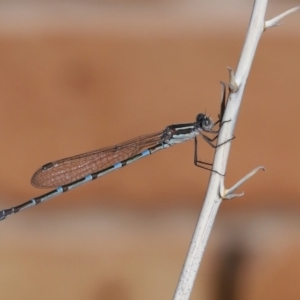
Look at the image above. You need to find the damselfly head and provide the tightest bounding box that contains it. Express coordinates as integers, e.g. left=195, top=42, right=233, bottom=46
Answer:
left=196, top=113, right=214, bottom=131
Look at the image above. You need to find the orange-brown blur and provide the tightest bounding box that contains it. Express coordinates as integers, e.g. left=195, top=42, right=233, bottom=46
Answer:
left=0, top=2, right=300, bottom=300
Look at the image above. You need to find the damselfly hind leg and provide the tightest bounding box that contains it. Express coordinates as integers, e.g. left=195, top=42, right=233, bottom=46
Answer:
left=193, top=134, right=235, bottom=176
left=193, top=137, right=222, bottom=175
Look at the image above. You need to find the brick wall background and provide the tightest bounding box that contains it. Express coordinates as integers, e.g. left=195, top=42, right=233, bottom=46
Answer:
left=0, top=2, right=299, bottom=299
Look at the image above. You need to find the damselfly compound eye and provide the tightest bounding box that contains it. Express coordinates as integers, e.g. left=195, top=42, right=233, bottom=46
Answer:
left=201, top=116, right=213, bottom=131
left=196, top=113, right=205, bottom=123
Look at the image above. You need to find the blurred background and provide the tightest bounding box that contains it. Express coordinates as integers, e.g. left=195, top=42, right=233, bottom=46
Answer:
left=0, top=1, right=299, bottom=299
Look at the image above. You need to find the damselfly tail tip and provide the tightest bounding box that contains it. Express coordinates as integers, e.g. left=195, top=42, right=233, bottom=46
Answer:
left=0, top=210, right=6, bottom=221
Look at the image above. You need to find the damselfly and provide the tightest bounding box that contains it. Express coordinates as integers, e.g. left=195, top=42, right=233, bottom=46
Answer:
left=0, top=113, right=223, bottom=221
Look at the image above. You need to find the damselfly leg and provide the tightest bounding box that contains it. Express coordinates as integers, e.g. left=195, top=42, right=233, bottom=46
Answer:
left=194, top=82, right=235, bottom=174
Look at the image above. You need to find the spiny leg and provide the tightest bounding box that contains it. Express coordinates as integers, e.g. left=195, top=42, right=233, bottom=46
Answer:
left=203, top=117, right=234, bottom=151
left=194, top=137, right=225, bottom=175
left=193, top=134, right=236, bottom=175
left=195, top=82, right=233, bottom=174
left=215, top=81, right=230, bottom=128
left=218, top=81, right=227, bottom=124
left=194, top=137, right=213, bottom=167
left=202, top=133, right=235, bottom=149
left=193, top=137, right=227, bottom=176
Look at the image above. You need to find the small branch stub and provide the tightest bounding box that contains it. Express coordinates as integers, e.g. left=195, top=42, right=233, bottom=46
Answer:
left=221, top=166, right=266, bottom=200
left=227, top=67, right=239, bottom=92
left=265, top=6, right=300, bottom=30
